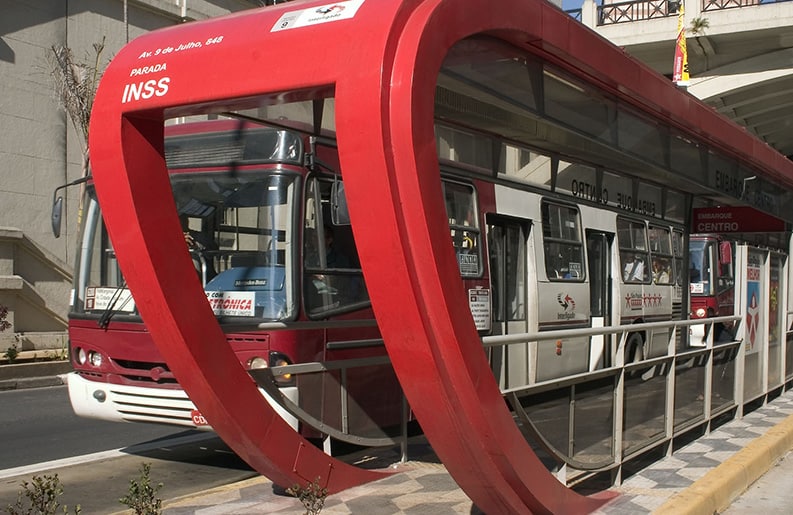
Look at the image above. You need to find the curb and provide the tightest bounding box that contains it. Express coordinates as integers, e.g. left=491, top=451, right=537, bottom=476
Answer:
left=0, top=361, right=71, bottom=390
left=0, top=374, right=67, bottom=391
left=654, top=412, right=793, bottom=515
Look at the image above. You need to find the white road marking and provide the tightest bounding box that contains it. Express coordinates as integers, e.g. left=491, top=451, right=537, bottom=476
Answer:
left=0, top=432, right=216, bottom=480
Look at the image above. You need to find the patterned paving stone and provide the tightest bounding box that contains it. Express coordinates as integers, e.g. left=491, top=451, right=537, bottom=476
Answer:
left=157, top=389, right=793, bottom=514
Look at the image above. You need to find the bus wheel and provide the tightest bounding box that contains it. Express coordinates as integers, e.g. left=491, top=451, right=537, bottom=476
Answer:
left=625, top=332, right=645, bottom=364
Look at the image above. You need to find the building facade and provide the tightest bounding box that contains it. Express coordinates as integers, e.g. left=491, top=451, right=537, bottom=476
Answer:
left=0, top=0, right=263, bottom=350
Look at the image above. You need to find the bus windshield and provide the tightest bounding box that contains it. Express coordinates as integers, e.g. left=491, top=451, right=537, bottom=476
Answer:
left=74, top=170, right=300, bottom=322
left=689, top=239, right=710, bottom=296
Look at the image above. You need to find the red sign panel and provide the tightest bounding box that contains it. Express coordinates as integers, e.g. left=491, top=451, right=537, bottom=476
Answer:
left=693, top=206, right=785, bottom=233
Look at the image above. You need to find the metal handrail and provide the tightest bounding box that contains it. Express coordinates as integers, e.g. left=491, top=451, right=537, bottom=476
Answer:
left=482, top=315, right=741, bottom=347
left=249, top=313, right=767, bottom=485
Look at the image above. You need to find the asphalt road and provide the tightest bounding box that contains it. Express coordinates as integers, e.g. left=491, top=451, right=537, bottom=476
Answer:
left=0, top=385, right=183, bottom=469
left=0, top=386, right=257, bottom=514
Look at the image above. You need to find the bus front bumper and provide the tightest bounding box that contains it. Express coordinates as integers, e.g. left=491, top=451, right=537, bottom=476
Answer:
left=66, top=372, right=298, bottom=430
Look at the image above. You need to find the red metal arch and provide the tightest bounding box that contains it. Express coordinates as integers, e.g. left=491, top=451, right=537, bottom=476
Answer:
left=88, top=1, right=410, bottom=494
left=337, top=1, right=613, bottom=512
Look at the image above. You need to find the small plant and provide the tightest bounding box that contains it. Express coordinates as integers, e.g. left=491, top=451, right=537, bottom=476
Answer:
left=47, top=344, right=68, bottom=361
left=689, top=16, right=710, bottom=37
left=119, top=463, right=163, bottom=515
left=0, top=305, right=11, bottom=333
left=287, top=477, right=328, bottom=515
left=4, top=473, right=81, bottom=514
left=3, top=343, right=19, bottom=363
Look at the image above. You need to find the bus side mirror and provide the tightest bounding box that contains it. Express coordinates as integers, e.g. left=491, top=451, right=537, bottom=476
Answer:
left=51, top=196, right=64, bottom=238
left=331, top=180, right=351, bottom=225
left=50, top=175, right=91, bottom=239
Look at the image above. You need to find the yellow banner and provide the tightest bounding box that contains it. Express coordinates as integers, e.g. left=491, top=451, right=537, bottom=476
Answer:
left=673, top=2, right=689, bottom=85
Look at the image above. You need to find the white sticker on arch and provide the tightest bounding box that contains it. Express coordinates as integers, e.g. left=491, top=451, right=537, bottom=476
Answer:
left=271, top=0, right=365, bottom=32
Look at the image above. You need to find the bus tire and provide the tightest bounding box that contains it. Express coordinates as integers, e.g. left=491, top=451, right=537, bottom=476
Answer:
left=626, top=332, right=645, bottom=364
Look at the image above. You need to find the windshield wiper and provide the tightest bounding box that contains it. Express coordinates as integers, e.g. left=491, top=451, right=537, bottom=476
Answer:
left=97, top=280, right=130, bottom=329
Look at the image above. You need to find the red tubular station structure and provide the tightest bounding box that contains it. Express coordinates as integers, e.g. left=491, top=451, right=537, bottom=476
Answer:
left=87, top=0, right=793, bottom=513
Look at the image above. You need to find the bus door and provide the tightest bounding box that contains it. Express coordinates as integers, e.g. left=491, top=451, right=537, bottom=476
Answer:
left=586, top=230, right=612, bottom=370
left=486, top=216, right=531, bottom=390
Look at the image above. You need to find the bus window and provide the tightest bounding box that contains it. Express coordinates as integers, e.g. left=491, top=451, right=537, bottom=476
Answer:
left=542, top=201, right=584, bottom=281
left=648, top=225, right=673, bottom=285
left=173, top=171, right=300, bottom=320
left=303, top=176, right=368, bottom=316
left=443, top=180, right=482, bottom=278
left=717, top=240, right=735, bottom=292
left=617, top=218, right=649, bottom=283
left=487, top=219, right=527, bottom=323
left=672, top=229, right=684, bottom=288
left=689, top=239, right=708, bottom=293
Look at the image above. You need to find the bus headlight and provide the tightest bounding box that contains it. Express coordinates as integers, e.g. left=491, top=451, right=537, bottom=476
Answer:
left=248, top=356, right=268, bottom=370
left=246, top=353, right=294, bottom=387
left=75, top=347, right=87, bottom=365
left=269, top=352, right=294, bottom=387
left=88, top=351, right=103, bottom=367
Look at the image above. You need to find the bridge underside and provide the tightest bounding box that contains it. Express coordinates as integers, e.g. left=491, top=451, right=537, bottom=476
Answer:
left=689, top=48, right=793, bottom=159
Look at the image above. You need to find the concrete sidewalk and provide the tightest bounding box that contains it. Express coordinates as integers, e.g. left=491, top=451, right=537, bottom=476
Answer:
left=148, top=388, right=793, bottom=515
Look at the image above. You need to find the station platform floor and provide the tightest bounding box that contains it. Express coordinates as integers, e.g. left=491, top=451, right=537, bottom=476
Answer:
left=156, top=387, right=793, bottom=514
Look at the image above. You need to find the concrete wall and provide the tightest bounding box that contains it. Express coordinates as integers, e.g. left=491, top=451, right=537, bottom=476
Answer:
left=0, top=0, right=262, bottom=348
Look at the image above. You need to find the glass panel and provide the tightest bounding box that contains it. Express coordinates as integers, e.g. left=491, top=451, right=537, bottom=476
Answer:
left=617, top=218, right=649, bottom=283
left=768, top=255, right=783, bottom=389
left=744, top=250, right=766, bottom=401
left=499, top=143, right=552, bottom=189
left=689, top=238, right=710, bottom=295
left=487, top=220, right=527, bottom=324
left=716, top=240, right=735, bottom=295
left=436, top=125, right=493, bottom=172
left=172, top=170, right=300, bottom=320
left=712, top=346, right=738, bottom=413
left=440, top=37, right=540, bottom=113
left=649, top=225, right=673, bottom=285
left=673, top=230, right=684, bottom=288
left=522, top=389, right=571, bottom=457
left=617, top=109, right=667, bottom=167
left=572, top=377, right=615, bottom=465
left=297, top=365, right=403, bottom=439
left=556, top=160, right=599, bottom=203
left=670, top=133, right=703, bottom=186
left=544, top=69, right=613, bottom=144
left=75, top=194, right=132, bottom=315
left=602, top=170, right=634, bottom=213
left=706, top=150, right=741, bottom=201
left=637, top=181, right=662, bottom=219
left=542, top=202, right=584, bottom=281
left=648, top=226, right=672, bottom=254
left=787, top=325, right=793, bottom=382
left=444, top=181, right=482, bottom=277
left=673, top=352, right=706, bottom=430
left=304, top=177, right=368, bottom=317
left=260, top=98, right=337, bottom=134
left=505, top=224, right=526, bottom=321
left=738, top=163, right=782, bottom=219
left=666, top=189, right=687, bottom=224
left=623, top=362, right=668, bottom=456
left=488, top=224, right=506, bottom=324
left=165, top=126, right=302, bottom=168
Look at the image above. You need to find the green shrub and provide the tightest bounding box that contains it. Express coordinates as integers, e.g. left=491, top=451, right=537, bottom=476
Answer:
left=3, top=343, right=19, bottom=363
left=287, top=477, right=328, bottom=515
left=119, top=463, right=163, bottom=515
left=4, top=473, right=80, bottom=514
left=0, top=305, right=10, bottom=332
